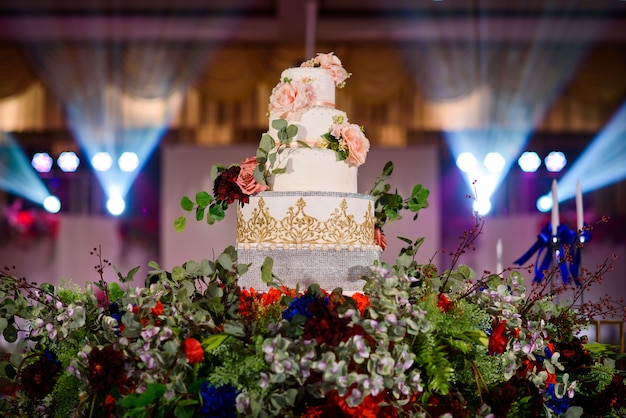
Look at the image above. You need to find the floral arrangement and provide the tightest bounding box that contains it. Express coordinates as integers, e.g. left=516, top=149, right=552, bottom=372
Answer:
left=0, top=200, right=59, bottom=246
left=1, top=163, right=626, bottom=417
left=321, top=114, right=370, bottom=167
left=301, top=52, right=351, bottom=88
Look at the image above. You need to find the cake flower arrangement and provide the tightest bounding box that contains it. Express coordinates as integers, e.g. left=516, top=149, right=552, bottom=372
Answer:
left=175, top=52, right=370, bottom=230
left=1, top=170, right=626, bottom=417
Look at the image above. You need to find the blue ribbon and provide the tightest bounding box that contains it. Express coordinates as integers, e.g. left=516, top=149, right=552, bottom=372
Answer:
left=514, top=223, right=589, bottom=285
left=569, top=226, right=591, bottom=283
left=513, top=223, right=554, bottom=282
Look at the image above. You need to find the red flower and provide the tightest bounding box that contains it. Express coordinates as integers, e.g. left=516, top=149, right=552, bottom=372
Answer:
left=351, top=292, right=370, bottom=316
left=183, top=338, right=204, bottom=364
left=151, top=300, right=164, bottom=316
left=437, top=293, right=453, bottom=312
left=488, top=320, right=509, bottom=355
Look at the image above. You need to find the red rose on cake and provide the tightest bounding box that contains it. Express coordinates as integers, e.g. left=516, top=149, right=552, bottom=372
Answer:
left=268, top=78, right=315, bottom=121
left=341, top=123, right=370, bottom=167
left=236, top=157, right=268, bottom=195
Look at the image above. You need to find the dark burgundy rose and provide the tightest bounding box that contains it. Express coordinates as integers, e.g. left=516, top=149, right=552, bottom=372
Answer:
left=556, top=338, right=593, bottom=369
left=488, top=375, right=543, bottom=418
left=19, top=355, right=60, bottom=399
left=88, top=345, right=127, bottom=392
left=213, top=166, right=249, bottom=205
left=303, top=298, right=354, bottom=347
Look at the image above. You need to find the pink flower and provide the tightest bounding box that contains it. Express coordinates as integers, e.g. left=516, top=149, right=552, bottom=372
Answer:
left=312, top=52, right=350, bottom=87
left=236, top=157, right=268, bottom=195
left=268, top=79, right=315, bottom=121
left=341, top=124, right=370, bottom=167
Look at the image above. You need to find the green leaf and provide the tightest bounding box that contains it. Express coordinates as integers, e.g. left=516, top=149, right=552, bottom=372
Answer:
left=108, top=282, right=124, bottom=300
left=174, top=216, right=187, bottom=232
left=202, top=333, right=231, bottom=351
left=0, top=318, right=7, bottom=333
left=271, top=119, right=287, bottom=131
left=253, top=165, right=266, bottom=185
left=217, top=253, right=233, bottom=271
left=121, top=383, right=166, bottom=408
left=195, top=191, right=212, bottom=207
left=210, top=164, right=227, bottom=181
left=382, top=161, right=394, bottom=177
left=296, top=140, right=311, bottom=148
left=180, top=196, right=194, bottom=211
left=2, top=324, right=17, bottom=343
left=195, top=206, right=206, bottom=222
left=125, top=266, right=141, bottom=283
left=174, top=402, right=198, bottom=418
left=223, top=321, right=247, bottom=338
left=285, top=124, right=298, bottom=139
left=259, top=134, right=275, bottom=154
left=271, top=167, right=286, bottom=175
left=209, top=205, right=225, bottom=222
left=261, top=257, right=274, bottom=284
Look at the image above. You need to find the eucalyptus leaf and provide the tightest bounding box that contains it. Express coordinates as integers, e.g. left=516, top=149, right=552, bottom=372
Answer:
left=261, top=257, right=274, bottom=284
left=285, top=124, right=298, bottom=139
left=217, top=253, right=233, bottom=271
left=271, top=119, right=287, bottom=130
left=259, top=133, right=275, bottom=153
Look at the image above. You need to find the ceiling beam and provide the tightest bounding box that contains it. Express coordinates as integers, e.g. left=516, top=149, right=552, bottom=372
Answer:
left=0, top=15, right=624, bottom=43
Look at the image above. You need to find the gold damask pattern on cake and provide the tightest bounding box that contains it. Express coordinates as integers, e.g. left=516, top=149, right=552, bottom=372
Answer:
left=237, top=197, right=375, bottom=246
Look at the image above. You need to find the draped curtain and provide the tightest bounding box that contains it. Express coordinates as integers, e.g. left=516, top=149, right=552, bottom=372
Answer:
left=1, top=43, right=625, bottom=139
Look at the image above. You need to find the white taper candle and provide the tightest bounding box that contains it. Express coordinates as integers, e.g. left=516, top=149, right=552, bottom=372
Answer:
left=551, top=179, right=559, bottom=235
left=496, top=238, right=503, bottom=273
left=576, top=180, right=583, bottom=232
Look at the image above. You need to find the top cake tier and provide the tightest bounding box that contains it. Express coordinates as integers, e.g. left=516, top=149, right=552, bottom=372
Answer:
left=283, top=67, right=335, bottom=108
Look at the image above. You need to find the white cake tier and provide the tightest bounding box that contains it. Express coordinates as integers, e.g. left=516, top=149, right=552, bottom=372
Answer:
left=266, top=148, right=357, bottom=193
left=268, top=107, right=347, bottom=147
left=282, top=67, right=335, bottom=107
left=236, top=191, right=380, bottom=292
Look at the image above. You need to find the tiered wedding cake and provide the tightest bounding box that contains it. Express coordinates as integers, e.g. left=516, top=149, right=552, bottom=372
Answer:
left=236, top=53, right=381, bottom=292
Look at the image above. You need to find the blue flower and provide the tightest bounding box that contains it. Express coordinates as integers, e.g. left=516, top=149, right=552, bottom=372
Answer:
left=545, top=383, right=570, bottom=415
left=43, top=348, right=60, bottom=366
left=282, top=294, right=317, bottom=321
left=199, top=382, right=239, bottom=418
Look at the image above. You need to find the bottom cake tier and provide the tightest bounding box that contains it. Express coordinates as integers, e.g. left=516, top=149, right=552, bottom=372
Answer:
left=237, top=245, right=380, bottom=292
left=236, top=191, right=381, bottom=292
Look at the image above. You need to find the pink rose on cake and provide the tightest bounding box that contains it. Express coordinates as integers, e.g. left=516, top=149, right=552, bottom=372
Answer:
left=341, top=123, right=370, bottom=167
left=302, top=52, right=351, bottom=88
left=236, top=157, right=268, bottom=195
left=268, top=78, right=315, bottom=121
